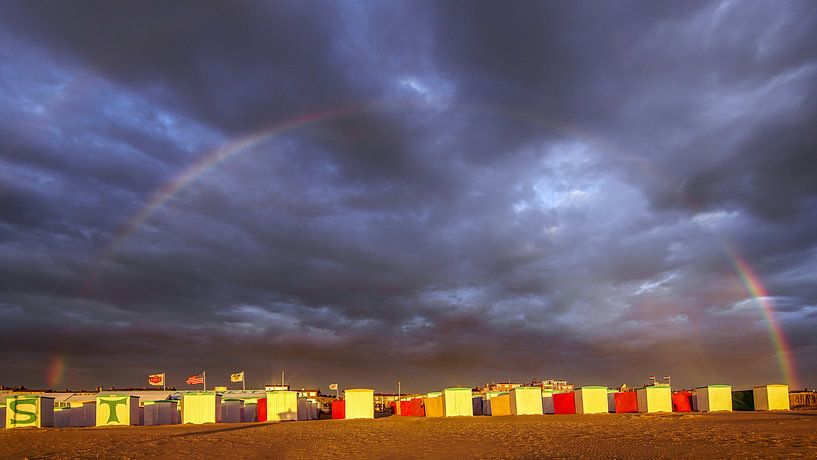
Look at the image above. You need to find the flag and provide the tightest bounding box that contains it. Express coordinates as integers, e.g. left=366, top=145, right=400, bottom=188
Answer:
left=230, top=371, right=244, bottom=382
left=148, top=373, right=165, bottom=386
left=186, top=373, right=204, bottom=385
left=328, top=383, right=338, bottom=390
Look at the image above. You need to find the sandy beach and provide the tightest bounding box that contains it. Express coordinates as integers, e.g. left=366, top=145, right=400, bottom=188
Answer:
left=2, top=411, right=816, bottom=459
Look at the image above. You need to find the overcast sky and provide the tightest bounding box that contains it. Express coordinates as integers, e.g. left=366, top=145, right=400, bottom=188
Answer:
left=1, top=1, right=816, bottom=393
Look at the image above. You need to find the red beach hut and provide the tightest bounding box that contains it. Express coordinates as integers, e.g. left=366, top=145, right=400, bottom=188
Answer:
left=332, top=400, right=346, bottom=419
left=614, top=391, right=638, bottom=413
left=410, top=398, right=424, bottom=417
left=257, top=398, right=267, bottom=422
left=672, top=391, right=692, bottom=412
left=553, top=392, right=576, bottom=414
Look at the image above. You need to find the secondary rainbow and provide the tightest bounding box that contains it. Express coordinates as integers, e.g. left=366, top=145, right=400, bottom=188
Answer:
left=727, top=247, right=799, bottom=389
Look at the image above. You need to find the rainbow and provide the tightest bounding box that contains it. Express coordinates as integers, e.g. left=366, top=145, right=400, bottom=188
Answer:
left=81, top=100, right=601, bottom=293
left=82, top=103, right=370, bottom=292
left=46, top=355, right=65, bottom=389
left=727, top=247, right=799, bottom=389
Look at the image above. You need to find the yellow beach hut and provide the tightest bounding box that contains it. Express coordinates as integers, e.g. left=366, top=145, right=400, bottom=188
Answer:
left=266, top=390, right=298, bottom=421
left=442, top=388, right=473, bottom=417
left=694, top=385, right=732, bottom=412
left=636, top=385, right=672, bottom=413
left=575, top=386, right=609, bottom=414
left=182, top=391, right=222, bottom=424
left=423, top=395, right=445, bottom=417
left=5, top=395, right=55, bottom=428
left=753, top=384, right=789, bottom=411
left=344, top=389, right=375, bottom=419
left=488, top=393, right=512, bottom=416
left=511, top=387, right=543, bottom=416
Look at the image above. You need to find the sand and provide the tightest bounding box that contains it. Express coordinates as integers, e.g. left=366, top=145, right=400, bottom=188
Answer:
left=2, top=411, right=816, bottom=459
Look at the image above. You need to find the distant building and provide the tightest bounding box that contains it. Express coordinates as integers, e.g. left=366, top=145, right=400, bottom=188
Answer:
left=484, top=382, right=523, bottom=392
left=536, top=380, right=574, bottom=392
left=296, top=389, right=319, bottom=399
left=265, top=384, right=290, bottom=391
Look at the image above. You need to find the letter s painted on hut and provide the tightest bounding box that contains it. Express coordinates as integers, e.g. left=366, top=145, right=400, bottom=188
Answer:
left=9, top=397, right=38, bottom=426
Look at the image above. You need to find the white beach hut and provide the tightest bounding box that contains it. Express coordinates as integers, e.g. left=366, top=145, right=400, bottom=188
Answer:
left=753, top=384, right=789, bottom=411
left=636, top=385, right=672, bottom=413
left=344, top=389, right=375, bottom=420
left=443, top=388, right=473, bottom=417
left=96, top=394, right=140, bottom=426
left=693, top=385, right=732, bottom=412
left=221, top=399, right=244, bottom=423
left=510, top=387, right=543, bottom=416
left=266, top=390, right=298, bottom=421
left=4, top=395, right=54, bottom=428
left=575, top=387, right=609, bottom=414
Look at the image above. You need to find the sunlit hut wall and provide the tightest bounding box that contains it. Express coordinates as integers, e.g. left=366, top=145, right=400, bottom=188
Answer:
left=344, top=389, right=374, bottom=420
left=552, top=391, right=576, bottom=414
left=614, top=390, right=638, bottom=413
left=575, top=387, right=609, bottom=415
left=753, top=384, right=789, bottom=411
left=95, top=394, right=139, bottom=426
left=442, top=388, right=473, bottom=417
left=636, top=385, right=672, bottom=413
left=182, top=391, right=222, bottom=424
left=510, top=387, right=543, bottom=416
left=266, top=390, right=298, bottom=421
left=4, top=395, right=54, bottom=428
left=693, top=385, right=733, bottom=412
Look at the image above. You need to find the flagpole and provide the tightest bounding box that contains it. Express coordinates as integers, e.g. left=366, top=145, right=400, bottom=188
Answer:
left=243, top=372, right=245, bottom=391
left=203, top=370, right=206, bottom=391
left=163, top=372, right=166, bottom=392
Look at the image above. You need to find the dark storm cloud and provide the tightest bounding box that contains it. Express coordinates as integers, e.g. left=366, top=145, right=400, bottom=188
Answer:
left=1, top=0, right=816, bottom=391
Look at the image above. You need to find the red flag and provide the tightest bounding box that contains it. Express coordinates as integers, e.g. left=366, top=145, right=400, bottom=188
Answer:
left=148, top=373, right=165, bottom=386
left=186, top=373, right=204, bottom=385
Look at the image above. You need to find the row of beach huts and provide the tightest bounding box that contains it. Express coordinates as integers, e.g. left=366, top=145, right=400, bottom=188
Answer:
left=1, top=384, right=792, bottom=429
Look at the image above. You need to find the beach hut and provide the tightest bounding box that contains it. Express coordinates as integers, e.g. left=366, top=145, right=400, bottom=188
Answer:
left=55, top=407, right=70, bottom=428
left=637, top=385, right=672, bottom=413
left=488, top=393, right=512, bottom=416
left=542, top=389, right=555, bottom=414
left=671, top=391, right=692, bottom=412
left=257, top=397, right=267, bottom=422
left=243, top=401, right=258, bottom=422
left=614, top=391, right=638, bottom=413
left=144, top=400, right=178, bottom=426
left=5, top=395, right=55, bottom=428
left=266, top=391, right=298, bottom=421
left=607, top=390, right=616, bottom=413
left=331, top=400, right=345, bottom=419
left=423, top=396, right=445, bottom=418
left=511, top=387, right=543, bottom=416
left=96, top=394, right=139, bottom=426
left=221, top=399, right=244, bottom=423
left=442, top=388, right=473, bottom=417
left=731, top=390, right=755, bottom=411
left=410, top=398, right=424, bottom=417
left=575, top=387, right=608, bottom=414
left=344, top=389, right=374, bottom=420
left=0, top=403, right=4, bottom=429
left=472, top=396, right=483, bottom=416
left=693, top=385, right=732, bottom=412
left=753, top=384, right=789, bottom=411
left=553, top=392, right=576, bottom=414
left=182, top=391, right=222, bottom=424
